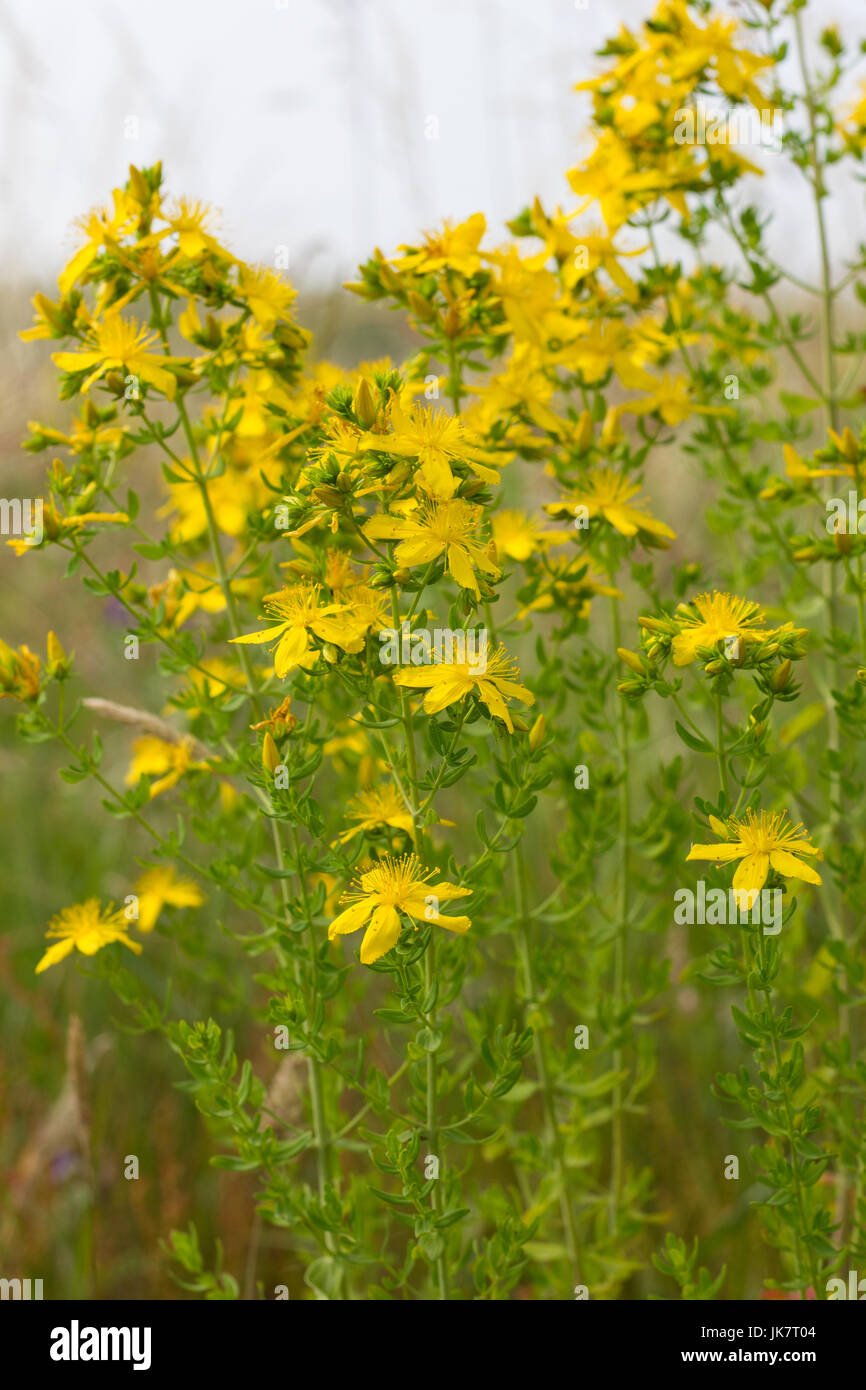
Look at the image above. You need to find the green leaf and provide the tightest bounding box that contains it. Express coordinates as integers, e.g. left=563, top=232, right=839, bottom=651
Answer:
left=674, top=720, right=714, bottom=754
left=779, top=392, right=821, bottom=417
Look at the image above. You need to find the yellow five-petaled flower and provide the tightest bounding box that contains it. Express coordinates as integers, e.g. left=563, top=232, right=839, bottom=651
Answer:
left=686, top=810, right=823, bottom=910
left=328, top=854, right=472, bottom=965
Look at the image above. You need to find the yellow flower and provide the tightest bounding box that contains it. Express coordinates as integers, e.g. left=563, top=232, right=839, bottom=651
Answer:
left=35, top=899, right=141, bottom=974
left=336, top=784, right=415, bottom=844
left=162, top=467, right=267, bottom=542
left=230, top=583, right=365, bottom=678
left=670, top=591, right=771, bottom=667
left=491, top=509, right=569, bottom=562
left=686, top=810, right=822, bottom=910
left=0, top=639, right=41, bottom=701
left=486, top=245, right=568, bottom=345
left=470, top=343, right=562, bottom=435
left=57, top=189, right=139, bottom=296
left=236, top=265, right=298, bottom=332
left=366, top=498, right=500, bottom=599
left=394, top=643, right=534, bottom=734
left=19, top=292, right=68, bottom=342
left=544, top=469, right=675, bottom=545
left=135, top=866, right=204, bottom=932
left=361, top=395, right=503, bottom=497
left=393, top=213, right=487, bottom=278
left=328, top=854, right=471, bottom=965
left=556, top=319, right=659, bottom=392
left=149, top=566, right=227, bottom=629
left=162, top=198, right=230, bottom=259
left=125, top=736, right=208, bottom=799
left=626, top=373, right=733, bottom=427
left=568, top=131, right=690, bottom=231
left=53, top=312, right=186, bottom=400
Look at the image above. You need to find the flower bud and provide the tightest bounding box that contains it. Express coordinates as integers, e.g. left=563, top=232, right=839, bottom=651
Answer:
left=46, top=630, right=69, bottom=676
left=772, top=659, right=792, bottom=692
left=377, top=260, right=404, bottom=295
left=407, top=292, right=436, bottom=323
left=128, top=164, right=150, bottom=205
left=352, top=377, right=378, bottom=428
left=322, top=643, right=339, bottom=664
left=599, top=407, right=622, bottom=449
left=528, top=713, right=546, bottom=751
left=262, top=732, right=280, bottom=774
left=638, top=615, right=672, bottom=634
left=574, top=410, right=594, bottom=454
left=617, top=647, right=646, bottom=676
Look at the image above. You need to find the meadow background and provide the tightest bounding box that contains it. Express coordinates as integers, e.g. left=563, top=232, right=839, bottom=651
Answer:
left=1, top=0, right=862, bottom=1298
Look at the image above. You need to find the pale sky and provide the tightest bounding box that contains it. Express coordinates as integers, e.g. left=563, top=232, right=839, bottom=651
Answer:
left=1, top=0, right=864, bottom=294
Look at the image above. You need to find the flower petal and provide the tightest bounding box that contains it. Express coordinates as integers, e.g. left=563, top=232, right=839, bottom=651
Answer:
left=360, top=904, right=402, bottom=964
left=328, top=898, right=374, bottom=939
left=769, top=849, right=822, bottom=885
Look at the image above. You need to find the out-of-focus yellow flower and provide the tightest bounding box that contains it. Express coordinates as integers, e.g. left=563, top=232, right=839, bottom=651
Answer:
left=161, top=197, right=231, bottom=260
left=626, top=373, right=733, bottom=427
left=491, top=509, right=569, bottom=562
left=125, top=736, right=209, bottom=798
left=336, top=784, right=415, bottom=844
left=392, top=212, right=487, bottom=278
left=36, top=899, right=141, bottom=974
left=544, top=470, right=676, bottom=545
left=0, top=638, right=41, bottom=701
left=236, top=265, right=298, bottom=332
left=135, top=865, right=204, bottom=932
left=57, top=189, right=139, bottom=295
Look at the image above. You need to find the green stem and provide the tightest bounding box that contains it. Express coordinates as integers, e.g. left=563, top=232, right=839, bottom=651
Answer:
left=793, top=9, right=851, bottom=1247
left=389, top=582, right=448, bottom=1299
left=609, top=593, right=629, bottom=1237
left=513, top=842, right=583, bottom=1282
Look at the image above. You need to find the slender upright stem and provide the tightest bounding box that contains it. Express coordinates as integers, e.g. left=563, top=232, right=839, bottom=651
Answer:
left=389, top=581, right=448, bottom=1299
left=513, top=843, right=583, bottom=1282
left=793, top=11, right=851, bottom=1245
left=609, top=593, right=629, bottom=1236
